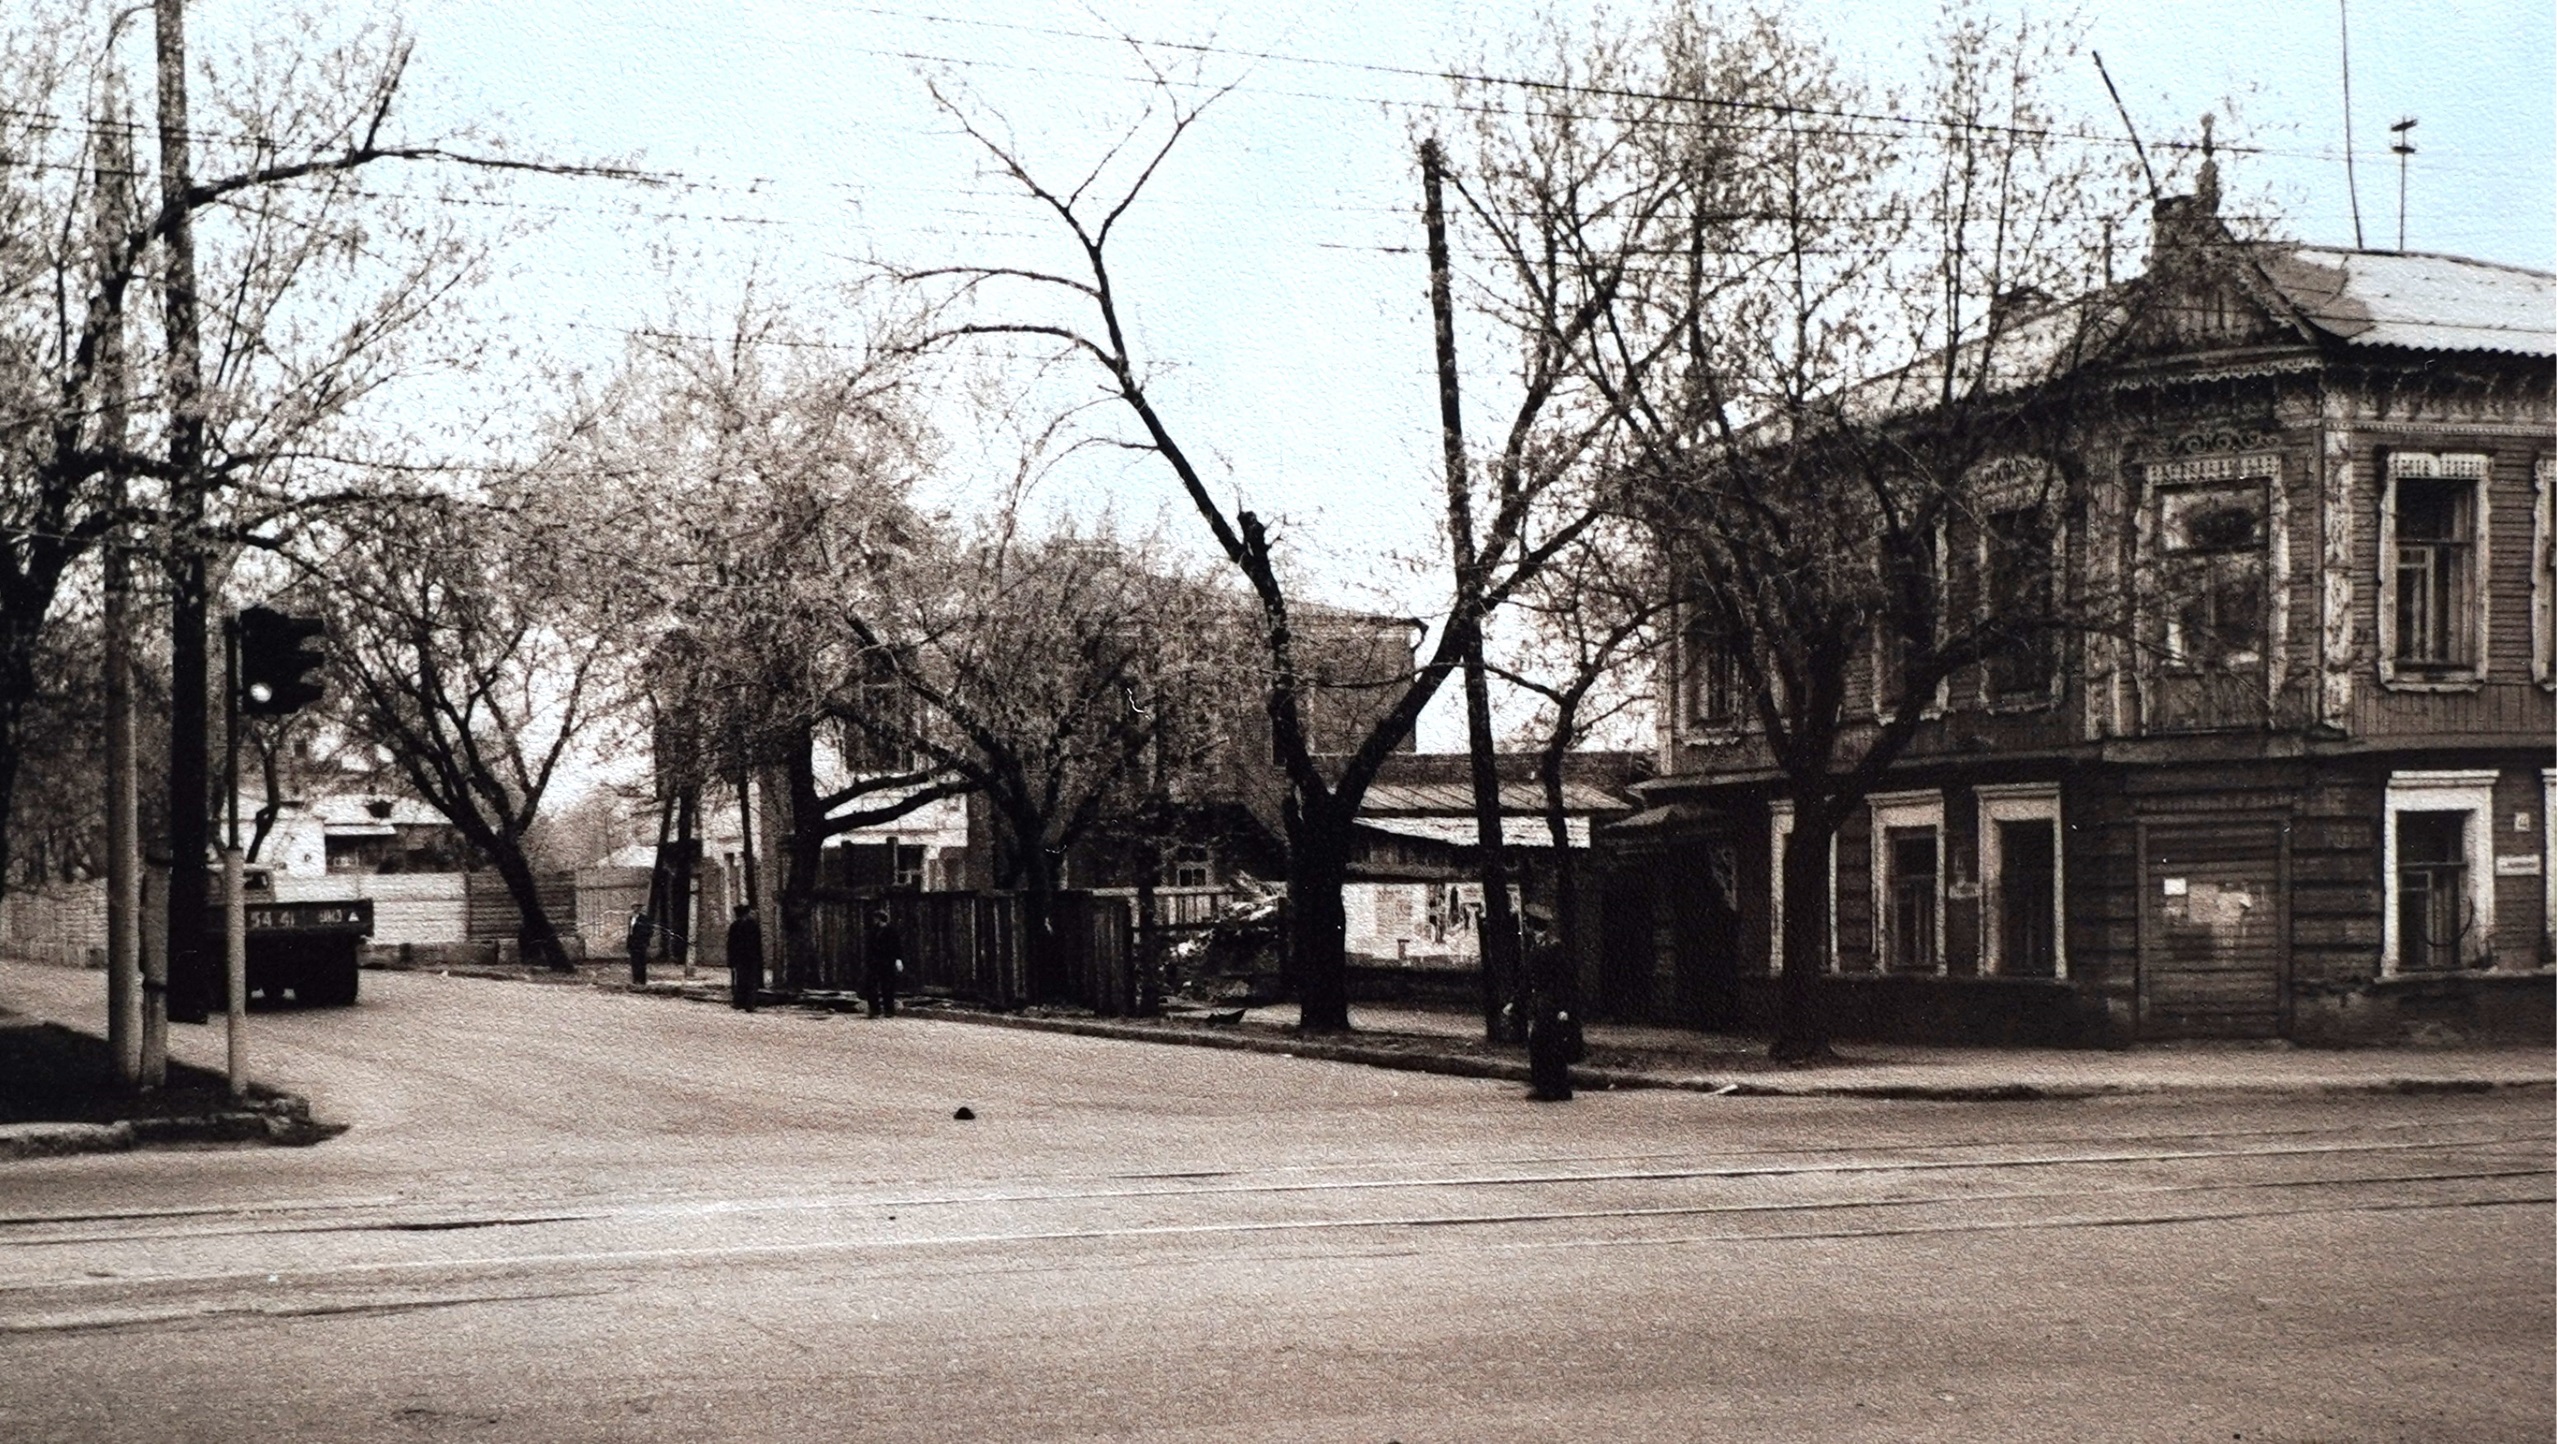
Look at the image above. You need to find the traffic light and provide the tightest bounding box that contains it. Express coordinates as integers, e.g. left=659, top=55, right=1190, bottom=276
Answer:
left=236, top=606, right=327, bottom=715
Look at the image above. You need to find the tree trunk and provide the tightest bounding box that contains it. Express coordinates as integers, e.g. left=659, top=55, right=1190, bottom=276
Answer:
left=1015, top=830, right=1066, bottom=1003
left=491, top=845, right=570, bottom=971
left=1286, top=801, right=1355, bottom=1033
left=1771, top=813, right=1836, bottom=1060
left=776, top=721, right=825, bottom=988
left=0, top=622, right=36, bottom=896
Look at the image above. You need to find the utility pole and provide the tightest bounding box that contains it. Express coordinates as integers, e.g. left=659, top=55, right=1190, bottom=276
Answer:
left=1419, top=137, right=1522, bottom=1045
left=153, top=0, right=213, bottom=1026
left=94, top=56, right=145, bottom=1084
left=222, top=615, right=247, bottom=1096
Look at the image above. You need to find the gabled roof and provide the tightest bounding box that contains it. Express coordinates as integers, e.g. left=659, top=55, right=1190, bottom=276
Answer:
left=2256, top=247, right=2556, bottom=357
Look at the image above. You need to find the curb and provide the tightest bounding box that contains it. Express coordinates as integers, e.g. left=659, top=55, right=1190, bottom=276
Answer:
left=901, top=1007, right=2554, bottom=1101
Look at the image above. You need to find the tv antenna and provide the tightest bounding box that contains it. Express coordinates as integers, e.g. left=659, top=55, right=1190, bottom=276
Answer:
left=2388, top=116, right=2418, bottom=251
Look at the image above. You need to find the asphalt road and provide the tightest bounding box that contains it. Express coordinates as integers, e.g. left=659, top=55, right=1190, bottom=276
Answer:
left=1, top=964, right=2549, bottom=1443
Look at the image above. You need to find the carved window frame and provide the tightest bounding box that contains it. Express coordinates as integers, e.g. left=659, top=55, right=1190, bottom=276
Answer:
left=2377, top=451, right=2492, bottom=690
left=2135, top=451, right=2287, bottom=727
left=1971, top=457, right=2067, bottom=712
left=2533, top=458, right=2553, bottom=689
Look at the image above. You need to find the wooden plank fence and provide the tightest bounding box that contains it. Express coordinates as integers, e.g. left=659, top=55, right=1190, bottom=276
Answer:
left=804, top=890, right=1138, bottom=1015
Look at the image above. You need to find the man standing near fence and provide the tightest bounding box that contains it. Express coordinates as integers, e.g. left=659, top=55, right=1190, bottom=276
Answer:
left=863, top=905, right=902, bottom=1018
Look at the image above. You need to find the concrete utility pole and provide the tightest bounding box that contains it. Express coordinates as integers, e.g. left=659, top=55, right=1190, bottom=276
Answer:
left=93, top=59, right=145, bottom=1084
left=153, top=0, right=213, bottom=1026
left=1419, top=136, right=1523, bottom=1045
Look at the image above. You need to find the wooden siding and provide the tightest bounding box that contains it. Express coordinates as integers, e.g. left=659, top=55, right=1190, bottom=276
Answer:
left=2140, top=817, right=2288, bottom=1038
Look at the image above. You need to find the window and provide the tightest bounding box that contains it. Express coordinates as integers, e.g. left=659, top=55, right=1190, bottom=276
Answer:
left=1875, top=529, right=1947, bottom=721
left=2379, top=452, right=2490, bottom=685
left=2157, top=481, right=2268, bottom=669
left=2394, top=812, right=2470, bottom=972
left=2393, top=482, right=2475, bottom=667
left=1868, top=791, right=1944, bottom=975
left=1982, top=504, right=2060, bottom=703
left=1687, top=622, right=1745, bottom=730
left=1978, top=783, right=2065, bottom=978
left=2380, top=771, right=2499, bottom=975
left=1168, top=845, right=1212, bottom=888
left=1885, top=829, right=1940, bottom=971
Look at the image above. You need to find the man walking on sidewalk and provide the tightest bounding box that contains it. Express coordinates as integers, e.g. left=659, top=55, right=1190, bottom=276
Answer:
left=725, top=905, right=762, bottom=1012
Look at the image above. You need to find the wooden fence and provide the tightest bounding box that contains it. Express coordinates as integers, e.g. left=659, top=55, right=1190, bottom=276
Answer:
left=803, top=890, right=1138, bottom=1015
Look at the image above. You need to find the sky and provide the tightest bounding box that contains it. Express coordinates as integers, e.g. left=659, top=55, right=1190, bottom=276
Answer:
left=181, top=0, right=2557, bottom=747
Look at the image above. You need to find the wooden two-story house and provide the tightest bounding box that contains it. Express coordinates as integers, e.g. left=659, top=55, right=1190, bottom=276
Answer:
left=1607, top=187, right=2554, bottom=1046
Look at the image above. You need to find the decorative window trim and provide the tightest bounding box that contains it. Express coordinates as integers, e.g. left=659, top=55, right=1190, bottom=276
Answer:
left=1977, top=783, right=2067, bottom=979
left=1873, top=523, right=1952, bottom=724
left=1975, top=495, right=2066, bottom=712
left=1767, top=800, right=1836, bottom=976
left=2135, top=453, right=2285, bottom=729
left=2380, top=770, right=2500, bottom=976
left=2377, top=451, right=2492, bottom=689
left=2533, top=459, right=2554, bottom=689
left=1868, top=789, right=1946, bottom=976
left=1681, top=608, right=1751, bottom=738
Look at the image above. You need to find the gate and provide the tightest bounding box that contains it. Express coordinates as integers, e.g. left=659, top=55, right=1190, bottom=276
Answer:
left=2139, top=818, right=2289, bottom=1038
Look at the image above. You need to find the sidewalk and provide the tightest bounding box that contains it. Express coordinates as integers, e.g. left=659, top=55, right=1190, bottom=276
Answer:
left=908, top=997, right=2556, bottom=1100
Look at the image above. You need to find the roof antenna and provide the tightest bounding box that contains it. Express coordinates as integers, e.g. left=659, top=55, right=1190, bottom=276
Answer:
left=2339, top=0, right=2366, bottom=249
left=2092, top=51, right=2161, bottom=204
left=2388, top=116, right=2417, bottom=252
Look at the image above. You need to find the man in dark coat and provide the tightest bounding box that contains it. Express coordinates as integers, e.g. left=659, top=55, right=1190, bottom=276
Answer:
left=726, top=904, right=762, bottom=1011
left=863, top=906, right=902, bottom=1018
left=624, top=907, right=652, bottom=988
left=1522, top=912, right=1578, bottom=1102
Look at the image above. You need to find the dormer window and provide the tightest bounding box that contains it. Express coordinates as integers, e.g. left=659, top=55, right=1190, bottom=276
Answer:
left=2379, top=452, right=2490, bottom=686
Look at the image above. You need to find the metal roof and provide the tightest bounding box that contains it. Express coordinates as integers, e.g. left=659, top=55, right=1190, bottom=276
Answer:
left=2261, top=247, right=2557, bottom=357
left=1359, top=814, right=1592, bottom=849
left=1359, top=780, right=1632, bottom=816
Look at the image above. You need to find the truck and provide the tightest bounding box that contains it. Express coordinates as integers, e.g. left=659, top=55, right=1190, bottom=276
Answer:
left=208, top=870, right=373, bottom=1006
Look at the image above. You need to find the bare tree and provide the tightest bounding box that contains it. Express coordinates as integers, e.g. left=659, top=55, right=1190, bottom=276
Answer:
left=1488, top=516, right=1670, bottom=1001
left=315, top=490, right=617, bottom=969
left=842, top=523, right=1254, bottom=997
left=1484, top=5, right=2163, bottom=1056
left=571, top=294, right=962, bottom=983
left=909, top=47, right=1626, bottom=1033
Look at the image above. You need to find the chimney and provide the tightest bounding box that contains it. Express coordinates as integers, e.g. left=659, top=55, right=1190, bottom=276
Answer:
left=2149, top=114, right=2226, bottom=266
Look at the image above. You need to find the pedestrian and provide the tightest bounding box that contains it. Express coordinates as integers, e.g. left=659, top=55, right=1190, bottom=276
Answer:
left=726, top=904, right=762, bottom=1012
left=1522, top=912, right=1579, bottom=1102
left=625, top=906, right=652, bottom=988
left=863, top=905, right=903, bottom=1018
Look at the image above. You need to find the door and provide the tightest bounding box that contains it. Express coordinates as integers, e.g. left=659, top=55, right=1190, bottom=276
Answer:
left=2140, top=819, right=2287, bottom=1038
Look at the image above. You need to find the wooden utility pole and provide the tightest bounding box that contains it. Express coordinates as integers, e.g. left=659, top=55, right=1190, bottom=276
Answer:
left=1420, top=137, right=1522, bottom=1045
left=94, top=61, right=145, bottom=1084
left=154, top=0, right=214, bottom=1026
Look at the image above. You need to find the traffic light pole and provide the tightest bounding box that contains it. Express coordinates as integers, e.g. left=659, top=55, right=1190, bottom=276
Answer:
left=222, top=615, right=246, bottom=1098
